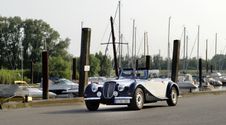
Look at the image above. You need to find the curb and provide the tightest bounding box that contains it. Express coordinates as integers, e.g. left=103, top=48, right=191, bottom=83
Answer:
left=0, top=97, right=84, bottom=110
left=181, top=90, right=226, bottom=97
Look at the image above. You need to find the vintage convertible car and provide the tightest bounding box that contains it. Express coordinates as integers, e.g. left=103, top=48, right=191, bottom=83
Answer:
left=84, top=69, right=179, bottom=111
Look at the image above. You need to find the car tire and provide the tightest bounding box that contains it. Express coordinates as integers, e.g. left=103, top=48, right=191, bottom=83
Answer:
left=85, top=100, right=100, bottom=111
left=128, top=88, right=144, bottom=110
left=167, top=87, right=178, bottom=106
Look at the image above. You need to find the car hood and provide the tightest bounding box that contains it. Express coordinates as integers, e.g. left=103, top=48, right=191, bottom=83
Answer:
left=102, top=78, right=172, bottom=87
left=107, top=78, right=137, bottom=86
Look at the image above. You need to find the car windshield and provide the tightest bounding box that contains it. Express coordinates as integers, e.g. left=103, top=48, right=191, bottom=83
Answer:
left=120, top=69, right=148, bottom=79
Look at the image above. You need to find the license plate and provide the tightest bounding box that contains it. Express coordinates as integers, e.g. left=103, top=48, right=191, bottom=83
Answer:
left=114, top=99, right=130, bottom=104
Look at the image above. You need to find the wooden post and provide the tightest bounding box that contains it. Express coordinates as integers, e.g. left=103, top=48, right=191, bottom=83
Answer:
left=171, top=40, right=180, bottom=83
left=30, top=60, right=33, bottom=84
left=210, top=65, right=213, bottom=73
left=72, top=58, right=77, bottom=80
left=146, top=55, right=151, bottom=70
left=42, top=51, right=49, bottom=99
left=136, top=60, right=138, bottom=70
left=110, top=16, right=119, bottom=77
left=199, top=58, right=202, bottom=89
left=79, top=28, right=91, bottom=97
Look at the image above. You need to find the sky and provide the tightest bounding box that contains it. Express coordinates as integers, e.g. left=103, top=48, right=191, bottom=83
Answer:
left=1, top=0, right=226, bottom=59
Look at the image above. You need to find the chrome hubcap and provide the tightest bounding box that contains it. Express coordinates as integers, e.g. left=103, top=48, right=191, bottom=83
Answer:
left=136, top=92, right=143, bottom=108
left=171, top=89, right=177, bottom=103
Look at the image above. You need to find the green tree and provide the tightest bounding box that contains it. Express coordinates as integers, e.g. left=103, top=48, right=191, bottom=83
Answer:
left=186, top=57, right=198, bottom=70
left=0, top=16, right=23, bottom=69
left=211, top=54, right=226, bottom=70
left=152, top=54, right=162, bottom=69
left=0, top=16, right=71, bottom=70
left=22, top=18, right=71, bottom=68
left=89, top=54, right=100, bottom=76
left=95, top=52, right=112, bottom=76
left=49, top=56, right=71, bottom=79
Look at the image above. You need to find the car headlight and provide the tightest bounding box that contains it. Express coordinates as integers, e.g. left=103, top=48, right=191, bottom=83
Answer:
left=91, top=83, right=98, bottom=93
left=118, top=84, right=125, bottom=92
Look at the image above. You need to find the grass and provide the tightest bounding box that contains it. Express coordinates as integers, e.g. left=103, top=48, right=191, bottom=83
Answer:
left=0, top=96, right=25, bottom=103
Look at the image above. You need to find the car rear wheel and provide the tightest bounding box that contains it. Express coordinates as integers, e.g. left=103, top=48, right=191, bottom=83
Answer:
left=85, top=100, right=100, bottom=111
left=128, top=88, right=144, bottom=110
left=167, top=87, right=178, bottom=106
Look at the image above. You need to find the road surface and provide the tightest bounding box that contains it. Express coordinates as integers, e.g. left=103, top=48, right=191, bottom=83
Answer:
left=1, top=93, right=226, bottom=125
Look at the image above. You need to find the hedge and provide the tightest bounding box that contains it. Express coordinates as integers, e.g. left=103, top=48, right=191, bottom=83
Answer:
left=0, top=70, right=30, bottom=84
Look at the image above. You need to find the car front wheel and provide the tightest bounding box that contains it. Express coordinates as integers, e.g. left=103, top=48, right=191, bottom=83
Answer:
left=85, top=100, right=100, bottom=111
left=128, top=88, right=144, bottom=110
left=167, top=87, right=178, bottom=106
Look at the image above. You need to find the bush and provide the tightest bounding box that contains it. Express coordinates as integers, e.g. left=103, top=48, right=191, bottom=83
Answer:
left=49, top=56, right=71, bottom=79
left=0, top=70, right=30, bottom=84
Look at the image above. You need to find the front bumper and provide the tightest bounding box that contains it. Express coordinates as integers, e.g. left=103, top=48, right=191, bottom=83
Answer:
left=84, top=96, right=132, bottom=104
left=62, top=89, right=78, bottom=94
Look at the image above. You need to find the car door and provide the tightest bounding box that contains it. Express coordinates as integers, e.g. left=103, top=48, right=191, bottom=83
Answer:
left=142, top=79, right=168, bottom=98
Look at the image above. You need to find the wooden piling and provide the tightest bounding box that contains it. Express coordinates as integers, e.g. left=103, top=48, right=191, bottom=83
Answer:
left=30, top=60, right=34, bottom=84
left=171, top=40, right=180, bottom=83
left=79, top=28, right=91, bottom=97
left=146, top=55, right=151, bottom=70
left=199, top=58, right=202, bottom=88
left=135, top=59, right=138, bottom=70
left=210, top=65, right=213, bottom=73
left=42, top=51, right=49, bottom=99
left=72, top=58, right=77, bottom=80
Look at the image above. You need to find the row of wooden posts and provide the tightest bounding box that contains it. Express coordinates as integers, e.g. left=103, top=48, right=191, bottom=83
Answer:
left=41, top=28, right=91, bottom=99
left=41, top=27, right=207, bottom=99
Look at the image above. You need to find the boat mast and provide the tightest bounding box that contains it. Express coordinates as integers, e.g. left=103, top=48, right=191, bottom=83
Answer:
left=118, top=1, right=121, bottom=68
left=215, top=33, right=218, bottom=70
left=197, top=25, right=200, bottom=71
left=185, top=35, right=188, bottom=71
left=183, top=27, right=186, bottom=71
left=144, top=32, right=146, bottom=56
left=135, top=27, right=137, bottom=60
left=147, top=32, right=149, bottom=55
left=167, top=16, right=171, bottom=78
left=132, top=19, right=135, bottom=69
left=144, top=32, right=149, bottom=56
left=159, top=49, right=161, bottom=70
left=206, top=39, right=208, bottom=73
left=215, top=33, right=217, bottom=55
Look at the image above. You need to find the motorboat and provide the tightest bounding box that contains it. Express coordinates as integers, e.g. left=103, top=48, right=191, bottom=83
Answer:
left=14, top=81, right=56, bottom=98
left=209, top=72, right=226, bottom=84
left=49, top=78, right=79, bottom=96
left=205, top=77, right=223, bottom=86
left=178, top=74, right=198, bottom=89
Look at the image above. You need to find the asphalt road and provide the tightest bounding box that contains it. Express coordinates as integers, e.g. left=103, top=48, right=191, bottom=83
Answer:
left=1, top=93, right=226, bottom=125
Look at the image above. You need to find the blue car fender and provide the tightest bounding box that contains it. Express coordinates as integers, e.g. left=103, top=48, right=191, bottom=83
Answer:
left=166, top=82, right=180, bottom=98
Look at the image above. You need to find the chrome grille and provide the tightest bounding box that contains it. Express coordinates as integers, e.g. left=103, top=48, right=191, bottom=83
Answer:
left=103, top=82, right=116, bottom=99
